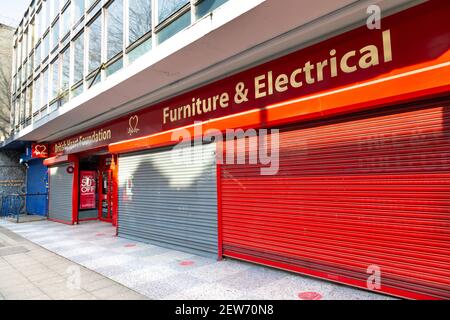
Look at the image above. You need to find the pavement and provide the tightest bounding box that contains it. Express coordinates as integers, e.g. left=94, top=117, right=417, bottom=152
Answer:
left=0, top=224, right=146, bottom=300
left=0, top=219, right=393, bottom=300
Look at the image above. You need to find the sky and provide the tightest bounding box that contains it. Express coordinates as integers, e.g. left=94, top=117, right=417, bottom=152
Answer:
left=0, top=0, right=31, bottom=28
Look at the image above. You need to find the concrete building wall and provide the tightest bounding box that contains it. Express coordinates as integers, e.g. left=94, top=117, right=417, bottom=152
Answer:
left=0, top=23, right=14, bottom=142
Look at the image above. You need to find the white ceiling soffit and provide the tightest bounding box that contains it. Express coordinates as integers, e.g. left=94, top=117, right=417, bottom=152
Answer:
left=17, top=0, right=424, bottom=143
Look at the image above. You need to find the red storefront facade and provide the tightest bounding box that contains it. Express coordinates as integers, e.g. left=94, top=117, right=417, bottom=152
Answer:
left=42, top=1, right=450, bottom=299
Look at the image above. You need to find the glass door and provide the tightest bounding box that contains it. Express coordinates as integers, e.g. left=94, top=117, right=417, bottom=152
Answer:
left=99, top=169, right=113, bottom=222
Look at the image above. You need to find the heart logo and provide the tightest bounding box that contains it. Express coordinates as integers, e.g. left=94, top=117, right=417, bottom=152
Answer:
left=128, top=115, right=140, bottom=135
left=35, top=145, right=47, bottom=155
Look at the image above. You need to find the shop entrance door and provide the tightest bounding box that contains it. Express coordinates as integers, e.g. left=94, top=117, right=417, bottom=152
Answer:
left=99, top=169, right=114, bottom=223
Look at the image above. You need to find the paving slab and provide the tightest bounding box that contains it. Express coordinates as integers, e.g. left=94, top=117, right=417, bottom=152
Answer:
left=0, top=219, right=393, bottom=300
left=0, top=224, right=146, bottom=300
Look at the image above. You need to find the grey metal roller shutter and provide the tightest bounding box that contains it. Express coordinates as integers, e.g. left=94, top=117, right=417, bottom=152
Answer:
left=48, top=163, right=74, bottom=223
left=118, top=143, right=217, bottom=257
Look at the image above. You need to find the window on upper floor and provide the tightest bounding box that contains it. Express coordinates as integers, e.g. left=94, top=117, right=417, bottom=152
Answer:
left=128, top=0, right=152, bottom=45
left=26, top=85, right=33, bottom=122
left=23, top=60, right=29, bottom=81
left=14, top=96, right=20, bottom=126
left=156, top=0, right=190, bottom=44
left=61, top=3, right=71, bottom=38
left=16, top=68, right=22, bottom=90
left=51, top=0, right=61, bottom=21
left=49, top=58, right=60, bottom=112
left=61, top=47, right=70, bottom=92
left=12, top=45, right=17, bottom=73
left=35, top=9, right=41, bottom=39
left=12, top=74, right=16, bottom=95
left=195, top=0, right=229, bottom=19
left=20, top=92, right=26, bottom=124
left=28, top=53, right=34, bottom=76
left=42, top=67, right=49, bottom=109
left=73, top=32, right=85, bottom=85
left=45, top=0, right=51, bottom=28
left=34, top=42, right=41, bottom=69
left=87, top=13, right=102, bottom=73
left=52, top=19, right=60, bottom=50
left=40, top=2, right=48, bottom=36
left=50, top=58, right=60, bottom=101
left=22, top=33, right=28, bottom=63
left=74, top=0, right=86, bottom=25
left=27, top=23, right=34, bottom=54
left=32, top=75, right=41, bottom=115
left=158, top=0, right=189, bottom=22
left=86, top=0, right=97, bottom=10
left=42, top=32, right=50, bottom=61
left=16, top=41, right=22, bottom=69
left=106, top=0, right=124, bottom=61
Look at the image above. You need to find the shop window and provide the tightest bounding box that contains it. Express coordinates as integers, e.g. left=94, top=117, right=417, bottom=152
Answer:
left=73, top=32, right=85, bottom=84
left=157, top=10, right=190, bottom=44
left=128, top=0, right=152, bottom=45
left=128, top=37, right=152, bottom=63
left=106, top=0, right=124, bottom=61
left=88, top=14, right=102, bottom=73
left=52, top=19, right=60, bottom=49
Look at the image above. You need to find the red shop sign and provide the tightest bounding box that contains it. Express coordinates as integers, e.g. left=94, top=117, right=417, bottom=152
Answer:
left=80, top=171, right=96, bottom=210
left=31, top=143, right=49, bottom=158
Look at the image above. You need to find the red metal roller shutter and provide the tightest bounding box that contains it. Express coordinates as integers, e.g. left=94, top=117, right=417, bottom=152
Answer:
left=220, top=100, right=450, bottom=300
